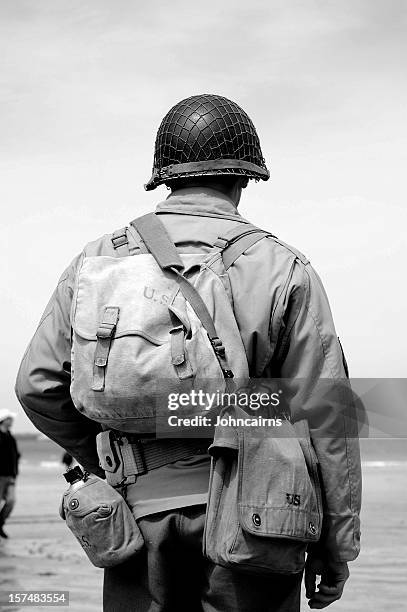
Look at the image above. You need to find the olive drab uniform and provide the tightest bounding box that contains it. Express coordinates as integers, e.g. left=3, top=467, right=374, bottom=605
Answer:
left=16, top=95, right=361, bottom=612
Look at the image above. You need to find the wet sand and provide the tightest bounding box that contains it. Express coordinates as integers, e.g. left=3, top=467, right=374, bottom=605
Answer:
left=0, top=464, right=102, bottom=612
left=1, top=440, right=406, bottom=611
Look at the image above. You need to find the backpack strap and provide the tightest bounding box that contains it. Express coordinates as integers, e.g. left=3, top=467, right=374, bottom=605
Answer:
left=131, top=213, right=234, bottom=379
left=131, top=214, right=184, bottom=271
left=215, top=224, right=275, bottom=270
left=111, top=226, right=149, bottom=256
left=127, top=224, right=149, bottom=254
left=111, top=227, right=130, bottom=256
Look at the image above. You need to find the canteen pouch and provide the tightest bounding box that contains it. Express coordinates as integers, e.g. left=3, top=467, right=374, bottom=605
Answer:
left=203, top=406, right=323, bottom=574
left=60, top=474, right=144, bottom=568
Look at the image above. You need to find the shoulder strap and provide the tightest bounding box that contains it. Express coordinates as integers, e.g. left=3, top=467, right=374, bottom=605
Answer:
left=111, top=225, right=149, bottom=257
left=131, top=213, right=184, bottom=271
left=114, top=218, right=274, bottom=267
left=131, top=213, right=234, bottom=379
left=127, top=224, right=149, bottom=254
left=215, top=224, right=275, bottom=270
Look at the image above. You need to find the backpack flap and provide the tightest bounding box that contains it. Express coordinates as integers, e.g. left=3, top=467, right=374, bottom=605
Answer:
left=70, top=252, right=248, bottom=433
left=70, top=213, right=253, bottom=433
left=71, top=254, right=190, bottom=431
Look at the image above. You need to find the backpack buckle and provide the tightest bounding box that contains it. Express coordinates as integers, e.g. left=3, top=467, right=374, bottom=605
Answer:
left=111, top=228, right=129, bottom=250
left=214, top=237, right=229, bottom=249
left=92, top=307, right=120, bottom=390
left=210, top=336, right=226, bottom=358
left=96, top=322, right=117, bottom=339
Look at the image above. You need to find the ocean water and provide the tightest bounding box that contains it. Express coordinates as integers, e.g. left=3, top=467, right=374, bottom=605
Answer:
left=16, top=434, right=407, bottom=467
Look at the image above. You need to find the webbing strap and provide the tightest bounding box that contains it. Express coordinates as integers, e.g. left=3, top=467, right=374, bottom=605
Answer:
left=215, top=224, right=274, bottom=270
left=213, top=223, right=261, bottom=247
left=127, top=224, right=149, bottom=254
left=127, top=438, right=208, bottom=475
left=223, top=232, right=271, bottom=269
left=170, top=268, right=217, bottom=338
left=132, top=213, right=234, bottom=378
left=131, top=214, right=215, bottom=337
left=131, top=213, right=184, bottom=271
left=171, top=269, right=234, bottom=378
left=111, top=225, right=149, bottom=257
left=168, top=325, right=193, bottom=379
left=92, top=306, right=120, bottom=391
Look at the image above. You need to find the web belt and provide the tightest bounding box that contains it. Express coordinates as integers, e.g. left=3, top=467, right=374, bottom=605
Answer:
left=100, top=433, right=209, bottom=483
left=125, top=437, right=209, bottom=476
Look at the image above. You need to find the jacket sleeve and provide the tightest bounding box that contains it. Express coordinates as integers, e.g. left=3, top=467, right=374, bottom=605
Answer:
left=15, top=255, right=104, bottom=477
left=272, top=260, right=362, bottom=562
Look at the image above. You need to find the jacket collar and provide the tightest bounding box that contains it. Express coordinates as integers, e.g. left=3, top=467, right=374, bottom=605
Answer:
left=155, top=187, right=249, bottom=223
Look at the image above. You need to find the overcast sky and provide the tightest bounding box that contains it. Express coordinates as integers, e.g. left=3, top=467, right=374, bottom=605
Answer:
left=1, top=0, right=406, bottom=432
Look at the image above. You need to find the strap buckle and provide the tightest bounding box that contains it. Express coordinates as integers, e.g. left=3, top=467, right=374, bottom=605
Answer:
left=209, top=336, right=226, bottom=358
left=209, top=336, right=234, bottom=378
left=92, top=307, right=120, bottom=389
left=96, top=322, right=117, bottom=339
left=213, top=237, right=229, bottom=249
left=111, top=228, right=128, bottom=250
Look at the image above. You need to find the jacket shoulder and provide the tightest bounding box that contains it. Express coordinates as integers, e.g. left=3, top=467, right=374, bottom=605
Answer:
left=253, top=227, right=310, bottom=267
left=268, top=236, right=309, bottom=265
left=82, top=231, right=119, bottom=257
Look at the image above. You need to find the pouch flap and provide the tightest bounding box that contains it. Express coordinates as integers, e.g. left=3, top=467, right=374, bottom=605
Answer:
left=236, top=419, right=321, bottom=541
left=72, top=254, right=205, bottom=341
left=208, top=406, right=239, bottom=456
left=238, top=504, right=320, bottom=542
left=59, top=495, right=66, bottom=520
left=64, top=476, right=123, bottom=518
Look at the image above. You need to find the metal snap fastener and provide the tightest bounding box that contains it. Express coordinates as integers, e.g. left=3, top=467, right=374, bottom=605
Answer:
left=309, top=522, right=317, bottom=535
left=97, top=504, right=112, bottom=517
left=252, top=513, right=261, bottom=527
left=69, top=498, right=79, bottom=510
left=105, top=455, right=112, bottom=467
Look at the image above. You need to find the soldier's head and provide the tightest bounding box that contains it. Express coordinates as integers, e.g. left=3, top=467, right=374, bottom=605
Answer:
left=145, top=94, right=269, bottom=204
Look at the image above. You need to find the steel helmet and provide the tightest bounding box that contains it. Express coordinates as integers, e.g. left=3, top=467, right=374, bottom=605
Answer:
left=145, top=94, right=270, bottom=191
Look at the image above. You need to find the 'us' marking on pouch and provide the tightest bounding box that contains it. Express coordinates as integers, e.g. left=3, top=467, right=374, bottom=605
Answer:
left=143, top=286, right=170, bottom=305
left=285, top=493, right=301, bottom=506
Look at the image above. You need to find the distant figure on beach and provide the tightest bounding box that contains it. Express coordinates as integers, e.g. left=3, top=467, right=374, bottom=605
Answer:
left=61, top=452, right=74, bottom=471
left=0, top=409, right=20, bottom=539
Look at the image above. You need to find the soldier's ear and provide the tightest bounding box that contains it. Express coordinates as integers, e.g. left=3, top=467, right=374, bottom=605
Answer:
left=241, top=177, right=249, bottom=189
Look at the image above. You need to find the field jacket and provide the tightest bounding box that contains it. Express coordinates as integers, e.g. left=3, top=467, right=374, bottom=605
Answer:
left=15, top=186, right=361, bottom=562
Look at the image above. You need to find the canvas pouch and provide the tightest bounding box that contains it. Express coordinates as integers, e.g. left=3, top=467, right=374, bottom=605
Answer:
left=60, top=474, right=144, bottom=568
left=203, top=406, right=323, bottom=574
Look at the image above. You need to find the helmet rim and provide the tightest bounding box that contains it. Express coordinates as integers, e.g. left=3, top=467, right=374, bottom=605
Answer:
left=144, top=158, right=270, bottom=191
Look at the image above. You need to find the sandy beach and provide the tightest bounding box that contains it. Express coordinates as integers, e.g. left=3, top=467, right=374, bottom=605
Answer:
left=0, top=439, right=102, bottom=612
left=1, top=438, right=406, bottom=612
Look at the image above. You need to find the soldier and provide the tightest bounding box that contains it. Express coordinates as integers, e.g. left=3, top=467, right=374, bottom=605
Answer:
left=0, top=409, right=20, bottom=539
left=15, top=94, right=361, bottom=611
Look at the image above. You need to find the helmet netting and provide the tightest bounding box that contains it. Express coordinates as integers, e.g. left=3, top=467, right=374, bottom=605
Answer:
left=154, top=94, right=267, bottom=171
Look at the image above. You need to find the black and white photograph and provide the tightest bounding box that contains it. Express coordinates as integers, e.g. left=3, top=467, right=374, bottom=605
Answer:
left=1, top=1, right=406, bottom=611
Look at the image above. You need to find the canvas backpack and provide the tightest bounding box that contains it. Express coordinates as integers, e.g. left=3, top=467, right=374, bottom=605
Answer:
left=70, top=213, right=272, bottom=433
